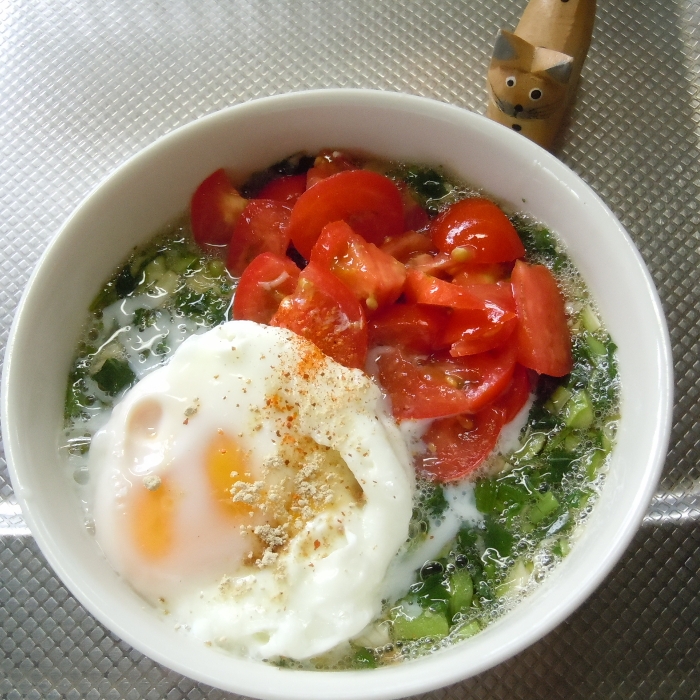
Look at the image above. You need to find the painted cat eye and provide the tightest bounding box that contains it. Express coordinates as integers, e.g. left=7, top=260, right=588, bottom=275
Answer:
left=505, top=76, right=516, bottom=87
left=529, top=88, right=542, bottom=100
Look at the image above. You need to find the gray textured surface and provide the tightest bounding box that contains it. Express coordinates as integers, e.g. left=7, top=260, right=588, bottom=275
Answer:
left=1, top=0, right=699, bottom=697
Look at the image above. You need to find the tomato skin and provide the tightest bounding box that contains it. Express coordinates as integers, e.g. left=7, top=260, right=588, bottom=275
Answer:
left=446, top=342, right=518, bottom=413
left=418, top=363, right=530, bottom=482
left=289, top=170, right=405, bottom=259
left=498, top=363, right=532, bottom=423
left=380, top=230, right=436, bottom=263
left=420, top=406, right=506, bottom=482
left=443, top=306, right=517, bottom=356
left=310, top=220, right=407, bottom=311
left=403, top=270, right=491, bottom=309
left=257, top=174, right=307, bottom=204
left=438, top=280, right=517, bottom=356
left=511, top=260, right=573, bottom=377
left=406, top=252, right=472, bottom=279
left=226, top=200, right=292, bottom=276
left=454, top=281, right=516, bottom=314
left=430, top=198, right=525, bottom=263
left=270, top=261, right=368, bottom=369
left=191, top=169, right=248, bottom=247
left=398, top=183, right=431, bottom=231
left=368, top=304, right=450, bottom=354
left=374, top=341, right=517, bottom=420
left=306, top=149, right=356, bottom=189
left=232, top=252, right=300, bottom=324
left=375, top=348, right=476, bottom=420
left=452, top=262, right=511, bottom=286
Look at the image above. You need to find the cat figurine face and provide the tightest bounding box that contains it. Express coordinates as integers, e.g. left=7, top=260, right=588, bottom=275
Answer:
left=487, top=30, right=574, bottom=149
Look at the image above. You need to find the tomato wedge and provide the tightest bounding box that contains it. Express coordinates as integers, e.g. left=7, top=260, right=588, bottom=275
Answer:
left=368, top=304, right=450, bottom=354
left=443, top=306, right=517, bottom=356
left=441, top=343, right=518, bottom=412
left=374, top=342, right=517, bottom=420
left=418, top=363, right=531, bottom=482
left=430, top=198, right=525, bottom=263
left=257, top=174, right=307, bottom=204
left=497, top=363, right=532, bottom=423
left=270, top=261, right=368, bottom=369
left=306, top=149, right=356, bottom=189
left=511, top=260, right=572, bottom=377
left=398, top=183, right=430, bottom=232
left=289, top=170, right=405, bottom=259
left=191, top=169, right=248, bottom=247
left=310, top=220, right=407, bottom=311
left=380, top=231, right=436, bottom=263
left=226, top=200, right=292, bottom=276
left=403, top=270, right=491, bottom=310
left=420, top=405, right=506, bottom=482
left=452, top=262, right=511, bottom=286
left=406, top=252, right=473, bottom=279
left=454, top=281, right=516, bottom=313
left=375, top=349, right=475, bottom=419
left=441, top=281, right=517, bottom=356
left=232, top=252, right=300, bottom=324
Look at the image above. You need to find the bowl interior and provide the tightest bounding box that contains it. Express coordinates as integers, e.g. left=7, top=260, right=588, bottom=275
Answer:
left=1, top=90, right=673, bottom=700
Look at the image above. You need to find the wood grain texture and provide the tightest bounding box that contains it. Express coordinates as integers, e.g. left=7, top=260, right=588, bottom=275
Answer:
left=486, top=0, right=595, bottom=150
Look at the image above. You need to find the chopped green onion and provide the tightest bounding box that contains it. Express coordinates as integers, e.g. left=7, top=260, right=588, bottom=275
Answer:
left=144, top=256, right=167, bottom=285
left=585, top=332, right=607, bottom=357
left=155, top=269, right=180, bottom=295
left=512, top=432, right=547, bottom=461
left=447, top=571, right=473, bottom=619
left=562, top=390, right=594, bottom=429
left=602, top=416, right=619, bottom=452
left=350, top=647, right=376, bottom=668
left=584, top=449, right=606, bottom=481
left=581, top=305, right=601, bottom=332
left=392, top=607, right=450, bottom=642
left=496, top=558, right=533, bottom=598
left=528, top=491, right=560, bottom=524
left=169, top=253, right=199, bottom=273
left=454, top=620, right=481, bottom=639
left=552, top=538, right=571, bottom=557
left=564, top=433, right=581, bottom=452
left=206, top=259, right=226, bottom=277
left=484, top=517, right=515, bottom=557
left=546, top=386, right=572, bottom=415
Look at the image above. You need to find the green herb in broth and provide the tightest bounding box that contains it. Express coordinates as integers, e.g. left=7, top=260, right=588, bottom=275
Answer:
left=511, top=215, right=569, bottom=272
left=390, top=164, right=473, bottom=215
left=63, top=219, right=235, bottom=432
left=245, top=162, right=620, bottom=671
left=398, top=167, right=451, bottom=214
left=324, top=217, right=620, bottom=669
left=417, top=482, right=450, bottom=522
left=61, top=153, right=619, bottom=671
left=91, top=357, right=136, bottom=396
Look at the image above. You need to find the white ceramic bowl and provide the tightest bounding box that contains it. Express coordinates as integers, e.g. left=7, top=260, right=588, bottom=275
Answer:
left=2, top=90, right=673, bottom=699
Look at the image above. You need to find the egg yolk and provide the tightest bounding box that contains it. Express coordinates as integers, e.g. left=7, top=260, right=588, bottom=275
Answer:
left=206, top=431, right=258, bottom=519
left=129, top=430, right=258, bottom=561
left=130, top=476, right=177, bottom=560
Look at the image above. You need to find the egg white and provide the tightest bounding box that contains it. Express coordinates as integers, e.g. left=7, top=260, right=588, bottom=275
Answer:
left=90, top=321, right=414, bottom=660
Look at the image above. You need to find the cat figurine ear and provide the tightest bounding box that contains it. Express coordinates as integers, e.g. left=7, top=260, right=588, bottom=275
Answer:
left=486, top=0, right=595, bottom=150
left=487, top=32, right=574, bottom=147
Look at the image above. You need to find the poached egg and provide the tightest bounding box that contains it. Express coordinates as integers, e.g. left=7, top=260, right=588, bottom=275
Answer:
left=90, top=321, right=414, bottom=660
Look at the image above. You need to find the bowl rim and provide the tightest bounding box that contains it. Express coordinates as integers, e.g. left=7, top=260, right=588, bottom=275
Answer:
left=1, top=88, right=674, bottom=699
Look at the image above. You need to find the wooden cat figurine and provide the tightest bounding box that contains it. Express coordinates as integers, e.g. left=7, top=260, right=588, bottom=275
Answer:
left=486, top=0, right=596, bottom=150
